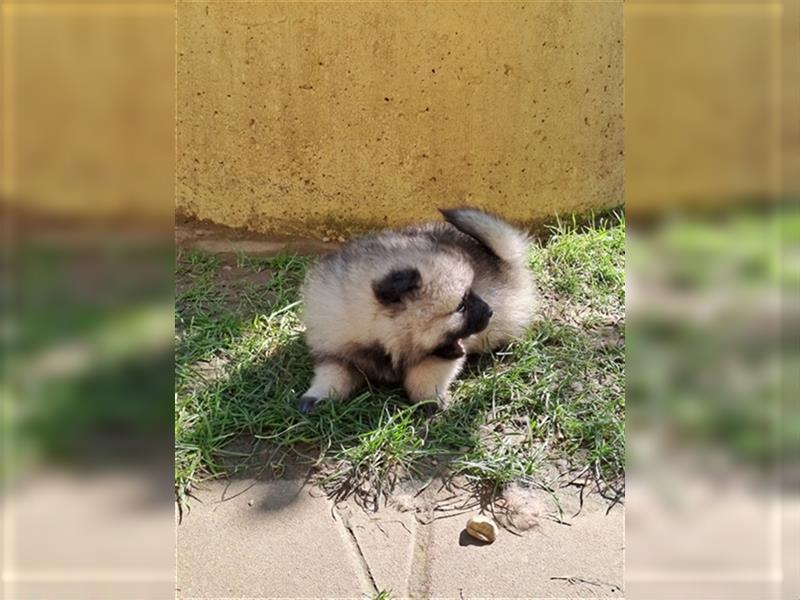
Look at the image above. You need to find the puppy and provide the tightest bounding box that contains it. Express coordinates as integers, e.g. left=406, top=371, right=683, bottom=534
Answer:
left=297, top=207, right=536, bottom=413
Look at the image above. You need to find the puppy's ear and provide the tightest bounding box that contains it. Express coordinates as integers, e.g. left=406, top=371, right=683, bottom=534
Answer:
left=373, top=268, right=421, bottom=305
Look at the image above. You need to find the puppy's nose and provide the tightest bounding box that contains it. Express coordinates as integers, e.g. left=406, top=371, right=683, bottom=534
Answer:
left=486, top=306, right=494, bottom=318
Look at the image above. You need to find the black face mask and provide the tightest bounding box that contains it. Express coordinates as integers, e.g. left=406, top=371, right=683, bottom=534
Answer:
left=461, top=291, right=493, bottom=337
left=432, top=291, right=493, bottom=359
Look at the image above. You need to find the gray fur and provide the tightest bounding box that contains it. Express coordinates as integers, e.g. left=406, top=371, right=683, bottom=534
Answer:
left=297, top=208, right=537, bottom=413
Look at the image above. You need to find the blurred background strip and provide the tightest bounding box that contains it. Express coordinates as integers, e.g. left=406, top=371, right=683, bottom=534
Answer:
left=1, top=0, right=797, bottom=598
left=625, top=0, right=798, bottom=599
left=2, top=2, right=175, bottom=599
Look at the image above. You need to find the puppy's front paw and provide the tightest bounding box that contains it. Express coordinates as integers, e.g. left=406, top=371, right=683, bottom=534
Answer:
left=409, top=395, right=445, bottom=417
left=296, top=396, right=322, bottom=414
left=419, top=399, right=441, bottom=418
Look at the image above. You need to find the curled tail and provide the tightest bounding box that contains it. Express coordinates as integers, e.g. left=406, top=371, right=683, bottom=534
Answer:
left=439, top=207, right=530, bottom=265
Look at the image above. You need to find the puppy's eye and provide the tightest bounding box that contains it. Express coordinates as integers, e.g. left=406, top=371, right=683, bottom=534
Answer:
left=456, top=299, right=467, bottom=314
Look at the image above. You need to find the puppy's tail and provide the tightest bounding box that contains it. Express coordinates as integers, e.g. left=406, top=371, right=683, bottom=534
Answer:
left=439, top=207, right=529, bottom=265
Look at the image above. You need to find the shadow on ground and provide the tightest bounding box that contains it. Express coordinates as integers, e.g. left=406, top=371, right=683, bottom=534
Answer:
left=176, top=224, right=626, bottom=515
left=180, top=329, right=496, bottom=511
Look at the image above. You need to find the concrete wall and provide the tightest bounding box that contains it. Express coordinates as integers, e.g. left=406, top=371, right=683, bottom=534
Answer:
left=3, top=2, right=790, bottom=233
left=625, top=2, right=785, bottom=215
left=176, top=2, right=624, bottom=238
left=2, top=3, right=174, bottom=225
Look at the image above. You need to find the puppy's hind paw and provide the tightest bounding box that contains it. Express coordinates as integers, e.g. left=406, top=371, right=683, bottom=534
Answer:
left=296, top=396, right=322, bottom=414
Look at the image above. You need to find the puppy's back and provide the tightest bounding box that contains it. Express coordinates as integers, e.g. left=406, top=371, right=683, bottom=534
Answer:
left=302, top=208, right=535, bottom=360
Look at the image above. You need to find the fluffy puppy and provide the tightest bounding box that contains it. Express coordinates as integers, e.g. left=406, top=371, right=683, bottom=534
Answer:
left=297, top=207, right=536, bottom=413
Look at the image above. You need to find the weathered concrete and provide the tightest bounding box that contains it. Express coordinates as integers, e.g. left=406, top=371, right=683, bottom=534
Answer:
left=177, top=1, right=623, bottom=237
left=177, top=479, right=368, bottom=598
left=4, top=2, right=792, bottom=231
left=341, top=503, right=418, bottom=596
left=3, top=469, right=174, bottom=600
left=626, top=465, right=789, bottom=600
left=625, top=2, right=783, bottom=212
left=176, top=218, right=340, bottom=256
left=2, top=3, right=174, bottom=223
left=177, top=478, right=624, bottom=599
left=425, top=497, right=624, bottom=598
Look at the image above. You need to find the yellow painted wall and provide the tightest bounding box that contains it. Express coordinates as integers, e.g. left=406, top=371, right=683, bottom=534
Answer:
left=176, top=1, right=624, bottom=237
left=1, top=3, right=175, bottom=225
left=3, top=2, right=790, bottom=234
left=625, top=2, right=784, bottom=214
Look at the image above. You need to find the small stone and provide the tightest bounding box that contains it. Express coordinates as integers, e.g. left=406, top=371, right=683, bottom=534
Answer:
left=248, top=499, right=254, bottom=507
left=465, top=515, right=498, bottom=543
left=322, top=236, right=331, bottom=243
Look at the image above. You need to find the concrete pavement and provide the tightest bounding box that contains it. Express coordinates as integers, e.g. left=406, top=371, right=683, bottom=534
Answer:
left=178, top=475, right=623, bottom=599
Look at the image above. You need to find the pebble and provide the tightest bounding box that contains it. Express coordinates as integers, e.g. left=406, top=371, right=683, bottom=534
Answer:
left=465, top=515, right=498, bottom=543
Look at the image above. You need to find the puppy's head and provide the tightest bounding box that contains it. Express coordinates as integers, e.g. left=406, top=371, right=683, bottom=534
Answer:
left=372, top=252, right=493, bottom=360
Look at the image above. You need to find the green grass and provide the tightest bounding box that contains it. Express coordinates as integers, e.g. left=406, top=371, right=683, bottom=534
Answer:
left=175, top=214, right=625, bottom=507
left=5, top=242, right=174, bottom=477
left=626, top=206, right=797, bottom=466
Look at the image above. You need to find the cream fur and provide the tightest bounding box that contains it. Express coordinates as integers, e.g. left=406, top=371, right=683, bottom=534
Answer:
left=298, top=208, right=537, bottom=410
left=404, top=355, right=466, bottom=407
left=304, top=361, right=362, bottom=400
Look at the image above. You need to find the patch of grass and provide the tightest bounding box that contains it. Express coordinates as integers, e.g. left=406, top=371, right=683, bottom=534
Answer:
left=175, top=214, right=625, bottom=505
left=7, top=242, right=174, bottom=478
left=627, top=207, right=796, bottom=466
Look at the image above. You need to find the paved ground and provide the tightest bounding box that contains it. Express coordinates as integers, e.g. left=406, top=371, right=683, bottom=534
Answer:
left=177, top=475, right=623, bottom=599
left=3, top=468, right=175, bottom=600
left=175, top=224, right=625, bottom=598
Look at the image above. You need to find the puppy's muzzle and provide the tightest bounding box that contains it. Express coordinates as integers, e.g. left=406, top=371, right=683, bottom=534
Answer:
left=432, top=293, right=494, bottom=360
left=464, top=293, right=493, bottom=336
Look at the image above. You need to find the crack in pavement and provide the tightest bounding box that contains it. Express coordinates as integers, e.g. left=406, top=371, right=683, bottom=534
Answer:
left=406, top=491, right=435, bottom=599
left=334, top=505, right=379, bottom=596
left=407, top=520, right=433, bottom=599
